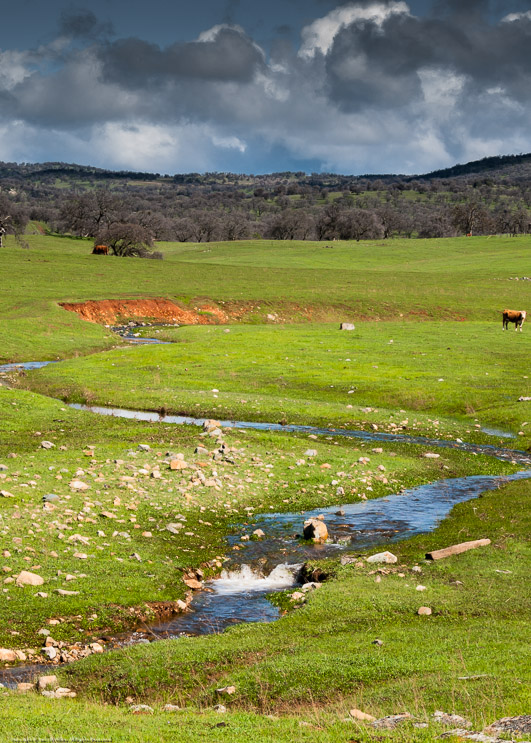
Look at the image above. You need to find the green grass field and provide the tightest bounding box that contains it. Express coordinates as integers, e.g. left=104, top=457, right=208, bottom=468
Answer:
left=1, top=233, right=530, bottom=361
left=1, top=234, right=529, bottom=741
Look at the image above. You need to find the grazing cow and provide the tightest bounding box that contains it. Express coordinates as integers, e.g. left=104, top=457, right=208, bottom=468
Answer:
left=502, top=309, right=526, bottom=331
left=92, top=245, right=108, bottom=255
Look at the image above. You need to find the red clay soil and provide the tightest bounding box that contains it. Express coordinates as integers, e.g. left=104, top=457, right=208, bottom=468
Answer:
left=60, top=298, right=229, bottom=325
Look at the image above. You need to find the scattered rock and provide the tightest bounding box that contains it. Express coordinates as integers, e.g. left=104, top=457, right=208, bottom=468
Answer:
left=43, top=646, right=57, bottom=660
left=433, top=711, right=472, bottom=728
left=42, top=493, right=59, bottom=503
left=0, top=648, right=16, bottom=661
left=340, top=323, right=355, bottom=331
left=16, top=571, right=44, bottom=587
left=216, top=685, right=236, bottom=696
left=53, top=687, right=76, bottom=698
left=163, top=704, right=181, bottom=712
left=349, top=708, right=376, bottom=722
left=213, top=704, right=227, bottom=713
left=137, top=444, right=151, bottom=452
left=252, top=529, right=265, bottom=538
left=38, top=675, right=58, bottom=691
left=423, top=452, right=440, bottom=459
left=417, top=606, right=432, bottom=616
left=41, top=441, right=55, bottom=449
left=166, top=523, right=183, bottom=534
left=304, top=449, right=317, bottom=457
left=366, top=551, right=398, bottom=564
left=55, top=589, right=80, bottom=596
left=372, top=639, right=384, bottom=646
left=484, top=715, right=531, bottom=736
left=303, top=518, right=328, bottom=544
left=372, top=713, right=412, bottom=729
left=69, top=480, right=89, bottom=491
left=17, top=682, right=35, bottom=693
left=130, top=704, right=154, bottom=714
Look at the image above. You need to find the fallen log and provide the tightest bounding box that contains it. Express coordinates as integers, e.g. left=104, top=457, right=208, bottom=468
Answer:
left=425, top=538, right=491, bottom=561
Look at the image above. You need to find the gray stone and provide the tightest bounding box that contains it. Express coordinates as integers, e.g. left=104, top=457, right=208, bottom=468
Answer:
left=43, top=493, right=59, bottom=503
left=340, top=323, right=356, bottom=331
left=366, top=551, right=398, bottom=564
left=372, top=713, right=412, bottom=729
left=137, top=444, right=151, bottom=452
left=484, top=716, right=531, bottom=736
left=130, top=704, right=154, bottom=714
left=41, top=441, right=55, bottom=449
left=433, top=711, right=472, bottom=729
left=166, top=523, right=183, bottom=534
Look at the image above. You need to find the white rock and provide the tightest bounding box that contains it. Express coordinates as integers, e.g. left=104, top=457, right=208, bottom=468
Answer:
left=366, top=551, right=398, bottom=564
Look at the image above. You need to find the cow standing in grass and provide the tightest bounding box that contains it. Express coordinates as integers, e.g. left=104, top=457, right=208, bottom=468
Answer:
left=502, top=309, right=526, bottom=331
left=92, top=245, right=109, bottom=255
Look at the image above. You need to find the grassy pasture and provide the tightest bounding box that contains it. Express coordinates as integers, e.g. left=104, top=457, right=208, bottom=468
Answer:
left=1, top=385, right=508, bottom=650
left=0, top=233, right=530, bottom=740
left=1, top=233, right=530, bottom=361
left=21, top=321, right=531, bottom=445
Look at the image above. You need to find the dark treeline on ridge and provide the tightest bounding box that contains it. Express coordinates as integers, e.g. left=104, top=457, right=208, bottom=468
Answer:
left=2, top=153, right=531, bottom=248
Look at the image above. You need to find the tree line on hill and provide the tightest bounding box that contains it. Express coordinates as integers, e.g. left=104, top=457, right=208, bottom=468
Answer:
left=1, top=156, right=531, bottom=254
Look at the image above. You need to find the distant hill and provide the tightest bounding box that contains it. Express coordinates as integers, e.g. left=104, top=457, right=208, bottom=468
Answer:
left=419, top=153, right=531, bottom=180
left=2, top=152, right=531, bottom=186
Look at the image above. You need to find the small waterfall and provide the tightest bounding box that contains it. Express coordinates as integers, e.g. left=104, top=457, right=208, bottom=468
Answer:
left=213, top=563, right=301, bottom=595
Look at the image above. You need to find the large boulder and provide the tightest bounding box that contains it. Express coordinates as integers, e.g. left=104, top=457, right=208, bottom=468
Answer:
left=303, top=518, right=328, bottom=544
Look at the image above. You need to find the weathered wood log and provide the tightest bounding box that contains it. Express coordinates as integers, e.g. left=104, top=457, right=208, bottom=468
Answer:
left=425, top=538, right=491, bottom=561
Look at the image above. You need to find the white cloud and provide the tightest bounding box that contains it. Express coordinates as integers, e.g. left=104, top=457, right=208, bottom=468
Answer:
left=299, top=1, right=410, bottom=58
left=501, top=11, right=531, bottom=22
left=0, top=50, right=32, bottom=90
left=212, top=135, right=247, bottom=152
left=418, top=67, right=466, bottom=112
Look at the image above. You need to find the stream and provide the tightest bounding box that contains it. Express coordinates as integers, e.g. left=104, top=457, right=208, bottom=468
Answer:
left=1, top=355, right=530, bottom=686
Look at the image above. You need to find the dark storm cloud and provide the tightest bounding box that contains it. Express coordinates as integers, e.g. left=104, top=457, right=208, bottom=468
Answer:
left=325, top=6, right=531, bottom=110
left=58, top=8, right=114, bottom=39
left=4, top=2, right=531, bottom=174
left=97, top=26, right=265, bottom=87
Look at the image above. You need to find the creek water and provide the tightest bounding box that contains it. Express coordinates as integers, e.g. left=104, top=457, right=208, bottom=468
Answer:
left=68, top=403, right=529, bottom=464
left=1, top=355, right=530, bottom=686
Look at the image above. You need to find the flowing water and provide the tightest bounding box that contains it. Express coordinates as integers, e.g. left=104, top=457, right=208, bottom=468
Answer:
left=68, top=403, right=530, bottom=465
left=1, top=355, right=530, bottom=685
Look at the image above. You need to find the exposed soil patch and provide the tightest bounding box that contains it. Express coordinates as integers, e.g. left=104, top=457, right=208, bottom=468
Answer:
left=60, top=297, right=466, bottom=326
left=60, top=298, right=229, bottom=325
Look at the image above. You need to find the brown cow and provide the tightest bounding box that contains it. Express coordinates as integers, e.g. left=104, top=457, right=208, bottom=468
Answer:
left=92, top=245, right=109, bottom=255
left=502, top=309, right=526, bottom=331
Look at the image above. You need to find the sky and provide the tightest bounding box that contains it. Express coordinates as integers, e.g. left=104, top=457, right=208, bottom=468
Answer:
left=1, top=0, right=531, bottom=175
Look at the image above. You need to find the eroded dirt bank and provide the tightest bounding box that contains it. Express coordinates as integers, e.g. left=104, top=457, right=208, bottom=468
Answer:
left=60, top=298, right=230, bottom=325
left=60, top=298, right=466, bottom=326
